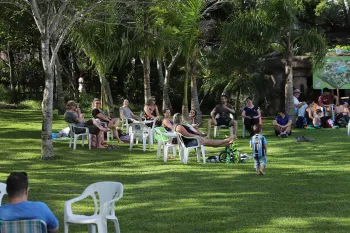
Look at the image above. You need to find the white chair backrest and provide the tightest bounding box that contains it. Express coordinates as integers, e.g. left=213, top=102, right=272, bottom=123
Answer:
left=175, top=132, right=186, bottom=148
left=215, top=113, right=233, bottom=120
left=83, top=182, right=123, bottom=217
left=129, top=123, right=149, bottom=138
left=0, top=183, right=7, bottom=206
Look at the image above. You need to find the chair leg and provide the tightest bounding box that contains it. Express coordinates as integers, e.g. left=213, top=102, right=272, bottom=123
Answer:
left=229, top=127, right=233, bottom=136
left=179, top=147, right=184, bottom=162
left=110, top=218, right=121, bottom=233
left=107, top=131, right=110, bottom=142
left=73, top=135, right=77, bottom=150
left=242, top=118, right=246, bottom=138
left=64, top=223, right=69, bottom=233
left=214, top=126, right=217, bottom=137
left=157, top=141, right=162, bottom=158
left=129, top=134, right=134, bottom=151
left=88, top=224, right=96, bottom=233
left=97, top=222, right=107, bottom=233
left=164, top=145, right=168, bottom=162
left=201, top=145, right=206, bottom=164
left=82, top=136, right=85, bottom=147
left=69, top=137, right=72, bottom=148
left=196, top=147, right=201, bottom=162
left=183, top=149, right=189, bottom=164
left=143, top=136, right=147, bottom=151
left=88, top=134, right=91, bottom=150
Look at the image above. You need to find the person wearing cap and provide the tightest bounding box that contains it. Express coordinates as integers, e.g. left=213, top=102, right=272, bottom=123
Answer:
left=242, top=97, right=261, bottom=137
left=0, top=172, right=59, bottom=232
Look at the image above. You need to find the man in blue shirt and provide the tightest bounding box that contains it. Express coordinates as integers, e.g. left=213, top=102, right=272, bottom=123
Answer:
left=273, top=109, right=292, bottom=137
left=0, top=172, right=59, bottom=232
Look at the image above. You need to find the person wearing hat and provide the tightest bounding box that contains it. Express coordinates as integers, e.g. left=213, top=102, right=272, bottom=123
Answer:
left=0, top=172, right=59, bottom=232
left=293, top=89, right=308, bottom=128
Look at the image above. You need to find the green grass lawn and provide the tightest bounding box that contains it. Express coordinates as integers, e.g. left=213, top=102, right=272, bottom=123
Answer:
left=0, top=109, right=350, bottom=233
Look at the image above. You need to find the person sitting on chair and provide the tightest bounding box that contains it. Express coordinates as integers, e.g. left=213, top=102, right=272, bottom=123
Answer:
left=162, top=108, right=174, bottom=132
left=144, top=96, right=161, bottom=127
left=64, top=100, right=108, bottom=149
left=335, top=101, right=350, bottom=127
left=174, top=113, right=235, bottom=147
left=242, top=97, right=261, bottom=137
left=92, top=98, right=123, bottom=143
left=186, top=109, right=206, bottom=136
left=120, top=99, right=142, bottom=124
left=0, top=172, right=59, bottom=232
left=207, top=94, right=237, bottom=138
left=273, top=109, right=292, bottom=137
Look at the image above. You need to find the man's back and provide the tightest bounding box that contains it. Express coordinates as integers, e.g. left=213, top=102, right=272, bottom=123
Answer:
left=0, top=201, right=58, bottom=231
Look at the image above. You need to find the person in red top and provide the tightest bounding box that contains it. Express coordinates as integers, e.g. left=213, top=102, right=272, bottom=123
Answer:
left=318, top=88, right=338, bottom=108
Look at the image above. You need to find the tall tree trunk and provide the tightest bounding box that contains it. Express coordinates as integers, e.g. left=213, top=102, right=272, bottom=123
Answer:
left=156, top=59, right=164, bottom=91
left=51, top=47, right=65, bottom=114
left=190, top=57, right=202, bottom=125
left=7, top=42, right=16, bottom=103
left=234, top=87, right=241, bottom=119
left=142, top=55, right=151, bottom=104
left=285, top=51, right=295, bottom=122
left=163, top=47, right=181, bottom=112
left=98, top=71, right=114, bottom=115
left=41, top=37, right=54, bottom=159
left=69, top=50, right=79, bottom=99
left=182, top=60, right=190, bottom=121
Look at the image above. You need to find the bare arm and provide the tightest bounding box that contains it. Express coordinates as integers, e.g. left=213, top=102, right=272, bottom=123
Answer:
left=255, top=109, right=261, bottom=119
left=210, top=108, right=216, bottom=120
left=242, top=110, right=247, bottom=118
left=273, top=120, right=280, bottom=127
left=48, top=226, right=59, bottom=232
left=155, top=105, right=160, bottom=116
left=176, top=125, right=198, bottom=138
left=144, top=105, right=154, bottom=118
left=162, top=119, right=174, bottom=130
left=96, top=113, right=110, bottom=122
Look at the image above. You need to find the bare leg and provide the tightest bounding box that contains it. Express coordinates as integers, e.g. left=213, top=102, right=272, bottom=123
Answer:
left=256, top=168, right=260, bottom=175
left=96, top=131, right=106, bottom=149
left=274, top=125, right=282, bottom=135
left=260, top=165, right=265, bottom=175
left=207, top=119, right=216, bottom=139
left=201, top=135, right=235, bottom=147
left=230, top=120, right=238, bottom=136
left=282, top=125, right=291, bottom=134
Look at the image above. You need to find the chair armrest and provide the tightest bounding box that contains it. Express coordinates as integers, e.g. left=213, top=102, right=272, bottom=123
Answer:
left=64, top=192, right=92, bottom=218
left=102, top=196, right=123, bottom=216
left=72, top=125, right=89, bottom=134
left=176, top=132, right=201, bottom=146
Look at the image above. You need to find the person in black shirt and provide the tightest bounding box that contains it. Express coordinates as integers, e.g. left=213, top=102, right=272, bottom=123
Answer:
left=207, top=94, right=237, bottom=138
left=242, top=97, right=261, bottom=137
left=91, top=98, right=123, bottom=143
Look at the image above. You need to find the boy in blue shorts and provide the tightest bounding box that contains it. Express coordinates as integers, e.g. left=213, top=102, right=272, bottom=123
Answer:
left=250, top=125, right=267, bottom=175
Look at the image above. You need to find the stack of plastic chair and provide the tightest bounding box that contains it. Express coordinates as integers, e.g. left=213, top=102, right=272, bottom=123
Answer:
left=128, top=123, right=151, bottom=151
left=154, top=127, right=178, bottom=162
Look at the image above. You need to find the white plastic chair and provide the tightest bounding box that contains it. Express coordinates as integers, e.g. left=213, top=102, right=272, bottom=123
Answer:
left=0, top=182, right=7, bottom=206
left=154, top=127, right=178, bottom=162
left=175, top=132, right=206, bottom=165
left=214, top=114, right=234, bottom=137
left=129, top=123, right=151, bottom=151
left=119, top=107, right=136, bottom=135
left=64, top=182, right=123, bottom=233
left=68, top=124, right=92, bottom=150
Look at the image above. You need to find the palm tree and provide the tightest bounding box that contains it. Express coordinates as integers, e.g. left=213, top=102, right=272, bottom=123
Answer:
left=71, top=21, right=122, bottom=114
left=226, top=0, right=328, bottom=119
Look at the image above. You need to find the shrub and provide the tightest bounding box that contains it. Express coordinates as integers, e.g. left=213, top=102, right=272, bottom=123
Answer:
left=18, top=100, right=42, bottom=110
left=0, top=84, right=12, bottom=103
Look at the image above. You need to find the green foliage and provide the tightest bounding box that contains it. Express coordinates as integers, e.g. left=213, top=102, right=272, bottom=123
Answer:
left=0, top=84, right=12, bottom=103
left=77, top=93, right=96, bottom=113
left=18, top=100, right=42, bottom=110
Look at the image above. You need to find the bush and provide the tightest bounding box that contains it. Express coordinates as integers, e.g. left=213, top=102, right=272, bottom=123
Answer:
left=18, top=100, right=42, bottom=110
left=77, top=93, right=96, bottom=113
left=0, top=85, right=12, bottom=103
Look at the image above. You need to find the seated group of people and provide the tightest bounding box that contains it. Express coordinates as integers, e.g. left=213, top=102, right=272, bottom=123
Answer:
left=293, top=88, right=350, bottom=129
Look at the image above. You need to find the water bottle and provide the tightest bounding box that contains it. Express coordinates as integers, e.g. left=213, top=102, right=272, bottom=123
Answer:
left=225, top=154, right=230, bottom=164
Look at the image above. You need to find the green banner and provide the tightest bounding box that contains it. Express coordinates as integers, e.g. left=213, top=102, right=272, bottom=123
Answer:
left=313, top=52, right=350, bottom=89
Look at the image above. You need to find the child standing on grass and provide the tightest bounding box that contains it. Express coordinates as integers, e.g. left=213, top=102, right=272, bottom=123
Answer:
left=250, top=125, right=267, bottom=175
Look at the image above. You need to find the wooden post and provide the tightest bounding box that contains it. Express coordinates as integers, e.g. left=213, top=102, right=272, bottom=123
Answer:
left=337, top=88, right=340, bottom=105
